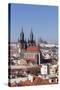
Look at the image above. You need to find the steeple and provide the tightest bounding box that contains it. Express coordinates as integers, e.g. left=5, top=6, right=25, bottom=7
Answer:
left=30, top=28, right=33, bottom=41
left=27, top=28, right=36, bottom=46
left=20, top=27, right=24, bottom=41
left=19, top=28, right=27, bottom=50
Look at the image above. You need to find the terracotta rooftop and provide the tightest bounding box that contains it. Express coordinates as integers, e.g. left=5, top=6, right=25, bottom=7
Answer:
left=10, top=77, right=49, bottom=86
left=27, top=46, right=40, bottom=52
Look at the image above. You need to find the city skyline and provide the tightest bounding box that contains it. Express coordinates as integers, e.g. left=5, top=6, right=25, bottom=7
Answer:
left=10, top=4, right=58, bottom=44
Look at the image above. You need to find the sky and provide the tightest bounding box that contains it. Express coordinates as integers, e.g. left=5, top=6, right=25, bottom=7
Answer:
left=10, top=4, right=58, bottom=44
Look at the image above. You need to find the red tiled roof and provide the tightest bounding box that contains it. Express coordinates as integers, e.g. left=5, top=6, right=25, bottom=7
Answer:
left=17, top=77, right=49, bottom=86
left=18, top=80, right=32, bottom=86
left=27, top=46, right=40, bottom=52
left=33, top=77, right=49, bottom=85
